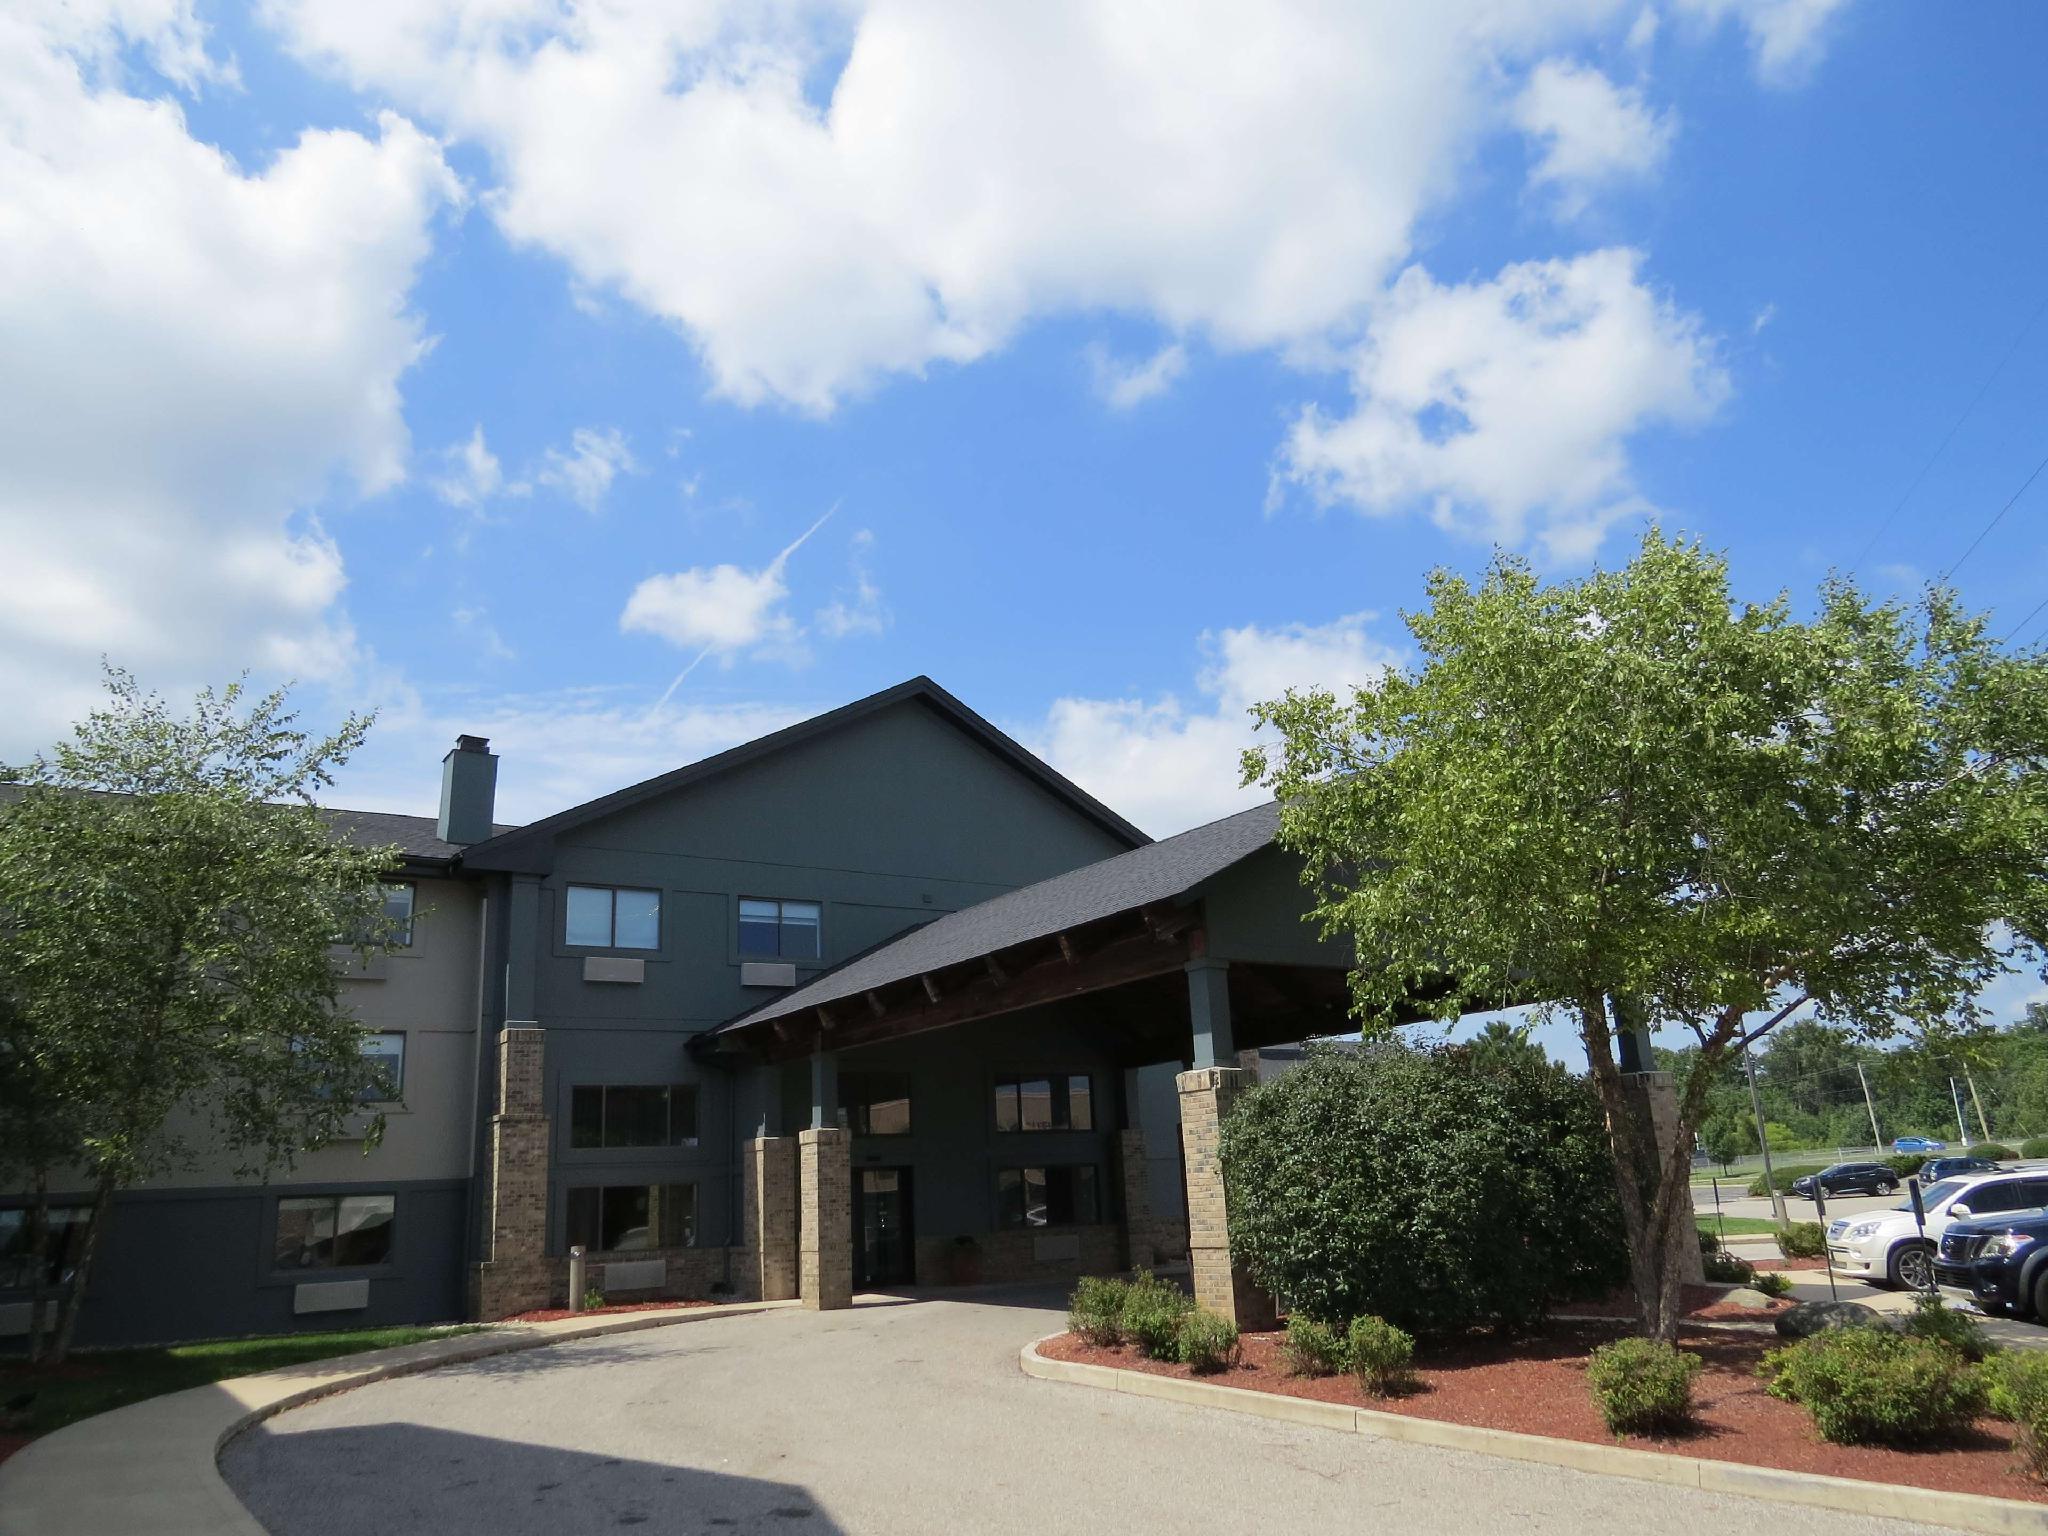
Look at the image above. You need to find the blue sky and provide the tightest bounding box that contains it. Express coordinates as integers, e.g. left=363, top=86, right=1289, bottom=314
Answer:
left=5, top=2, right=2046, bottom=1062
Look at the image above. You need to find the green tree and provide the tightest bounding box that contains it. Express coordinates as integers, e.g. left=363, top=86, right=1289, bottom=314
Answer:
left=1460, top=1018, right=1550, bottom=1075
left=0, top=671, right=402, bottom=1360
left=1245, top=532, right=2048, bottom=1338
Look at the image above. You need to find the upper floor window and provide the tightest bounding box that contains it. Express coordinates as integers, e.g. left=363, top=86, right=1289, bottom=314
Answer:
left=570, top=1084, right=700, bottom=1149
left=739, top=897, right=820, bottom=960
left=567, top=884, right=660, bottom=950
left=993, top=1074, right=1094, bottom=1133
left=274, top=1193, right=395, bottom=1271
left=360, top=1031, right=405, bottom=1103
left=340, top=881, right=414, bottom=948
left=842, top=1071, right=912, bottom=1136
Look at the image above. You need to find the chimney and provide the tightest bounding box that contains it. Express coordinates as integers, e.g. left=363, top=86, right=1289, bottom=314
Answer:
left=438, top=734, right=498, bottom=845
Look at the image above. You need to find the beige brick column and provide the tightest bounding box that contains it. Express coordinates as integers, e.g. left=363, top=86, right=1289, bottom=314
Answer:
left=798, top=1125, right=852, bottom=1311
left=1118, top=1128, right=1155, bottom=1269
left=1177, top=1066, right=1277, bottom=1330
left=743, top=1135, right=799, bottom=1302
left=474, top=1026, right=555, bottom=1318
left=1619, top=1070, right=1706, bottom=1285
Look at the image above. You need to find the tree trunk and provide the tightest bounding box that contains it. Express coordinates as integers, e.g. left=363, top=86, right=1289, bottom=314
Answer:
left=48, top=1174, right=115, bottom=1365
left=23, top=1173, right=50, bottom=1367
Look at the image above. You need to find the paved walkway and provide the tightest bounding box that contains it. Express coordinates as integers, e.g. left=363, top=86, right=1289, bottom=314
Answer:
left=221, top=1287, right=1962, bottom=1536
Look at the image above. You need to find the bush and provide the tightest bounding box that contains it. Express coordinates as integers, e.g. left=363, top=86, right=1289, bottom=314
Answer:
left=1586, top=1338, right=1703, bottom=1436
left=1751, top=1270, right=1793, bottom=1298
left=1177, top=1308, right=1241, bottom=1374
left=1120, top=1271, right=1193, bottom=1361
left=1886, top=1153, right=1926, bottom=1178
left=1974, top=1143, right=2017, bottom=1161
left=2022, top=1137, right=2048, bottom=1160
left=1702, top=1249, right=1753, bottom=1284
left=1220, top=1042, right=1625, bottom=1333
left=1747, top=1163, right=1826, bottom=1197
left=1899, top=1292, right=1994, bottom=1363
left=1985, top=1350, right=2048, bottom=1426
left=1696, top=1224, right=1721, bottom=1254
left=1346, top=1315, right=1415, bottom=1396
left=582, top=1287, right=606, bottom=1312
left=1761, top=1328, right=1986, bottom=1445
left=1067, top=1275, right=1130, bottom=1346
left=1280, top=1315, right=1349, bottom=1377
left=1777, top=1222, right=1827, bottom=1259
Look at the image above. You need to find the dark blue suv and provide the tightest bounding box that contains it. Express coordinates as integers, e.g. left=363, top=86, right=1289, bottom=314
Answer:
left=1933, top=1207, right=2048, bottom=1318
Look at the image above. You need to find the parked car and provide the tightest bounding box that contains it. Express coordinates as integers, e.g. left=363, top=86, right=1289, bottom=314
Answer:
left=1923, top=1154, right=2002, bottom=1183
left=1790, top=1162, right=1899, bottom=1200
left=1894, top=1136, right=1948, bottom=1154
left=1934, top=1206, right=2048, bottom=1317
left=1827, top=1171, right=2048, bottom=1290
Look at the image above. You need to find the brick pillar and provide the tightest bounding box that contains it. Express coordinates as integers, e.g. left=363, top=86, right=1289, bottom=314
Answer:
left=1119, top=1128, right=1156, bottom=1269
left=1177, top=1066, right=1276, bottom=1330
left=798, top=1126, right=852, bottom=1311
left=1619, top=1070, right=1706, bottom=1285
left=474, top=1026, right=554, bottom=1318
left=744, top=1135, right=799, bottom=1301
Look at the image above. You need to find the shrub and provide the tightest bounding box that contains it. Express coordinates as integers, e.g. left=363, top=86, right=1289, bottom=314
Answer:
left=2022, top=1137, right=2048, bottom=1160
left=1177, top=1308, right=1241, bottom=1374
left=1120, top=1271, right=1193, bottom=1361
left=1777, top=1222, right=1827, bottom=1259
left=1974, top=1143, right=2017, bottom=1161
left=1696, top=1224, right=1721, bottom=1254
left=1586, top=1338, right=1703, bottom=1436
left=1899, top=1292, right=1994, bottom=1363
left=1347, top=1315, right=1416, bottom=1396
left=1220, top=1042, right=1625, bottom=1334
left=1280, top=1315, right=1349, bottom=1378
left=1751, top=1270, right=1793, bottom=1298
left=1702, top=1249, right=1753, bottom=1284
left=1761, top=1328, right=1986, bottom=1445
left=1067, top=1275, right=1130, bottom=1346
left=1886, top=1153, right=1926, bottom=1178
left=582, top=1287, right=606, bottom=1312
left=1747, top=1164, right=1826, bottom=1197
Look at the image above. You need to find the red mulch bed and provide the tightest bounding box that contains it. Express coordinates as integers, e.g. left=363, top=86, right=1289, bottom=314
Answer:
left=504, top=1299, right=715, bottom=1323
left=1565, top=1283, right=1793, bottom=1323
left=1039, top=1324, right=2045, bottom=1504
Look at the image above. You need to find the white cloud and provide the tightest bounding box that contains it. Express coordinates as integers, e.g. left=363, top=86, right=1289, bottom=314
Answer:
left=1087, top=342, right=1188, bottom=411
left=1278, top=248, right=1727, bottom=563
left=1033, top=615, right=1403, bottom=837
left=1513, top=59, right=1674, bottom=215
left=538, top=426, right=636, bottom=512
left=0, top=4, right=458, bottom=757
left=815, top=529, right=889, bottom=639
left=451, top=603, right=514, bottom=661
left=1671, top=0, right=1851, bottom=85
left=432, top=424, right=506, bottom=507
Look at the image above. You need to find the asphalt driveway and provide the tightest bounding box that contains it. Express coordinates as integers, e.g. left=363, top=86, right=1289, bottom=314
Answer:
left=222, top=1286, right=1962, bottom=1536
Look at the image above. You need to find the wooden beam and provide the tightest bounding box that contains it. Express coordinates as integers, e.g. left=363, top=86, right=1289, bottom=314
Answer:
left=920, top=973, right=942, bottom=1004
left=1140, top=903, right=1200, bottom=943
left=815, top=1005, right=836, bottom=1033
left=863, top=990, right=888, bottom=1019
left=984, top=954, right=1009, bottom=986
left=1057, top=933, right=1080, bottom=966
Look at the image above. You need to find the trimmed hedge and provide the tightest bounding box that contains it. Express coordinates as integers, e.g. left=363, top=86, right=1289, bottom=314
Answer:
left=1777, top=1221, right=1827, bottom=1259
left=1973, top=1143, right=2018, bottom=1161
left=1985, top=1348, right=2048, bottom=1479
left=2022, top=1137, right=2048, bottom=1160
left=1762, top=1328, right=1986, bottom=1445
left=1221, top=1042, right=1624, bottom=1333
left=1702, top=1249, right=1753, bottom=1284
left=1747, top=1164, right=1826, bottom=1197
left=1587, top=1338, right=1702, bottom=1436
left=1068, top=1275, right=1129, bottom=1346
left=1886, top=1154, right=1926, bottom=1178
left=1177, top=1308, right=1241, bottom=1374
left=1120, top=1272, right=1194, bottom=1361
left=1280, top=1315, right=1348, bottom=1378
left=1347, top=1315, right=1415, bottom=1396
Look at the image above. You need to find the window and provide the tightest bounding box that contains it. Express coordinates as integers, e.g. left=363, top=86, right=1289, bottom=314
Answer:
left=359, top=1031, right=405, bottom=1102
left=0, top=1206, right=93, bottom=1290
left=997, top=1166, right=1099, bottom=1229
left=380, top=883, right=415, bottom=946
left=566, top=1183, right=696, bottom=1252
left=738, top=897, right=821, bottom=960
left=993, top=1074, right=1093, bottom=1133
left=569, top=1084, right=700, bottom=1149
left=566, top=884, right=660, bottom=949
left=842, top=1072, right=912, bottom=1136
left=274, top=1193, right=395, bottom=1270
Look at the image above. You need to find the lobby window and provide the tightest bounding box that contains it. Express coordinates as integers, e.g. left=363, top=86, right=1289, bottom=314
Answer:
left=566, top=884, right=661, bottom=950
left=566, top=1183, right=696, bottom=1252
left=993, top=1074, right=1093, bottom=1133
left=996, top=1166, right=1099, bottom=1229
left=359, top=1031, right=405, bottom=1102
left=738, top=898, right=821, bottom=960
left=569, top=1084, right=700, bottom=1149
left=274, top=1193, right=396, bottom=1270
left=841, top=1071, right=912, bottom=1136
left=0, top=1206, right=93, bottom=1290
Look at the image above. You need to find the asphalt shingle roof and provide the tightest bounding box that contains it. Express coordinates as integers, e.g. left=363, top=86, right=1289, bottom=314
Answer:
left=716, top=799, right=1283, bottom=1034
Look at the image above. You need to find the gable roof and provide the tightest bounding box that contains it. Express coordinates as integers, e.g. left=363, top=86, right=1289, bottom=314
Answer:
left=459, top=676, right=1149, bottom=869
left=709, top=799, right=1281, bottom=1037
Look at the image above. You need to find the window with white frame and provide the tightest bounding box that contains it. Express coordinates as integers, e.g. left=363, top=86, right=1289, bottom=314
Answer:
left=359, top=1032, right=405, bottom=1102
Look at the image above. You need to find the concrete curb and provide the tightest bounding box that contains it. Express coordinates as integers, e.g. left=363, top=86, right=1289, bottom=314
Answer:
left=1019, top=1338, right=2048, bottom=1536
left=0, top=1299, right=798, bottom=1536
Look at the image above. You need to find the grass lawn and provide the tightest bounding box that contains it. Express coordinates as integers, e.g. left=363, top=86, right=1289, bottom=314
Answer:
left=1698, top=1216, right=1786, bottom=1237
left=1, top=1324, right=489, bottom=1442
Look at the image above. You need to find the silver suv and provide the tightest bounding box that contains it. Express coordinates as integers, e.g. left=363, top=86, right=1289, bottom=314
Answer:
left=1825, top=1170, right=2048, bottom=1291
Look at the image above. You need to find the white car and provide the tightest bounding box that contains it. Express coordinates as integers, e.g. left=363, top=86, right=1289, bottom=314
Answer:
left=1826, top=1170, right=2048, bottom=1290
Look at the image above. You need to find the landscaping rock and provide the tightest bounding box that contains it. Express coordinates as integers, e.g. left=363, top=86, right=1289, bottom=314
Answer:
left=1720, top=1287, right=1779, bottom=1311
left=1772, top=1300, right=1884, bottom=1340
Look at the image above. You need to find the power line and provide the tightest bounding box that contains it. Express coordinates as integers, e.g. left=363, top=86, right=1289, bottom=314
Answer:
left=1999, top=590, right=2048, bottom=647
left=1852, top=290, right=2048, bottom=572
left=1937, top=446, right=2048, bottom=583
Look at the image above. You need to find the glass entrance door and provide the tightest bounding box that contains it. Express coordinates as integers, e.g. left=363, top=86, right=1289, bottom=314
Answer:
left=855, top=1167, right=915, bottom=1287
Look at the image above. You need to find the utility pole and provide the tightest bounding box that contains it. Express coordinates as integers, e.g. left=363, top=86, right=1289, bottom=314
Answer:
left=1856, top=1061, right=1883, bottom=1151
left=1965, top=1069, right=1993, bottom=1144
left=1951, top=1077, right=1972, bottom=1147
left=1744, top=1042, right=1789, bottom=1227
